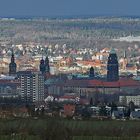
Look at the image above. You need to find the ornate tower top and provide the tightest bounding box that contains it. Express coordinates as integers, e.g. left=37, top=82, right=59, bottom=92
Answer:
left=40, top=57, right=45, bottom=64
left=45, top=56, right=50, bottom=73
left=11, top=50, right=15, bottom=63
left=123, top=50, right=127, bottom=59
left=40, top=57, right=46, bottom=74
left=9, top=50, right=17, bottom=75
left=45, top=56, right=49, bottom=64
left=110, top=48, right=116, bottom=54
left=89, top=67, right=94, bottom=78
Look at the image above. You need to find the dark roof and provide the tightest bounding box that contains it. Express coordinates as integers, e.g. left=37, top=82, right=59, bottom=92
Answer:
left=0, top=79, right=20, bottom=87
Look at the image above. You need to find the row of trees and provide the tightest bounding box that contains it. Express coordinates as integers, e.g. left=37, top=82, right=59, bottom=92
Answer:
left=1, top=18, right=140, bottom=44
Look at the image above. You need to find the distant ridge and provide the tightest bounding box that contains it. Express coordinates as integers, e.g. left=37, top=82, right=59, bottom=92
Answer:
left=1, top=15, right=140, bottom=20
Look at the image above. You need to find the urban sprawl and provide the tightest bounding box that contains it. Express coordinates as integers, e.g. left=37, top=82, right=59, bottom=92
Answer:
left=0, top=18, right=140, bottom=120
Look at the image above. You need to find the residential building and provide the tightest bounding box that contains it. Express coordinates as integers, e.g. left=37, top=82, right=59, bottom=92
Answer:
left=119, top=95, right=140, bottom=106
left=0, top=79, right=20, bottom=98
left=112, top=110, right=124, bottom=120
left=130, top=111, right=140, bottom=120
left=17, top=71, right=44, bottom=103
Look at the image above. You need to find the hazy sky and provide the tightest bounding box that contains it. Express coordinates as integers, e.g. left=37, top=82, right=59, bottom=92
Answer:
left=0, top=0, right=140, bottom=17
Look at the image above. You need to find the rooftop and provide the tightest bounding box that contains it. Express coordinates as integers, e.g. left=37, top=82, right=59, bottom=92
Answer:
left=0, top=74, right=16, bottom=80
left=63, top=78, right=140, bottom=88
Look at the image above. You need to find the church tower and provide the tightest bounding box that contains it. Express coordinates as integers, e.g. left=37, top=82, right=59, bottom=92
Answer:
left=89, top=67, right=94, bottom=78
left=107, top=49, right=119, bottom=81
left=40, top=57, right=46, bottom=74
left=122, top=50, right=128, bottom=70
left=9, top=51, right=17, bottom=76
left=45, top=56, right=50, bottom=73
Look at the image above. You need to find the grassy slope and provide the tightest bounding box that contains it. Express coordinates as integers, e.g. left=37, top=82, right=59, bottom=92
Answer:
left=0, top=118, right=140, bottom=140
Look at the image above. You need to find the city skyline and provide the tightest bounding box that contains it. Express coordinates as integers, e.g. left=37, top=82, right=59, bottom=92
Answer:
left=0, top=0, right=140, bottom=139
left=0, top=0, right=140, bottom=17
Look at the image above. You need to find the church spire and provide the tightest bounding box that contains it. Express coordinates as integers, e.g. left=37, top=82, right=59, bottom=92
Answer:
left=123, top=49, right=127, bottom=59
left=9, top=50, right=17, bottom=76
left=11, top=49, right=15, bottom=63
left=40, top=57, right=46, bottom=74
left=45, top=56, right=50, bottom=73
left=89, top=67, right=94, bottom=78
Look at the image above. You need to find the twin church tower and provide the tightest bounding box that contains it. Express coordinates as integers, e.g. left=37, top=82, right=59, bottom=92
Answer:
left=9, top=49, right=119, bottom=82
left=39, top=56, right=50, bottom=74
left=9, top=51, right=50, bottom=76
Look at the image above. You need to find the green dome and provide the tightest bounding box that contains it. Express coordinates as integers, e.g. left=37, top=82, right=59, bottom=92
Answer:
left=110, top=48, right=116, bottom=54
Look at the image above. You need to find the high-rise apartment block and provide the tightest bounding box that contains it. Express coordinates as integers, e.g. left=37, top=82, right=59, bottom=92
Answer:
left=17, top=71, right=44, bottom=103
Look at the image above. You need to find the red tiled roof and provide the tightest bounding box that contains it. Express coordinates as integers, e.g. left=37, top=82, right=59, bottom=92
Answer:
left=59, top=95, right=76, bottom=99
left=76, top=61, right=104, bottom=67
left=64, top=78, right=140, bottom=88
left=79, top=99, right=89, bottom=105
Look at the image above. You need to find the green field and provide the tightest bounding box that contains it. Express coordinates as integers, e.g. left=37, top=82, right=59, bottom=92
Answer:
left=0, top=118, right=140, bottom=140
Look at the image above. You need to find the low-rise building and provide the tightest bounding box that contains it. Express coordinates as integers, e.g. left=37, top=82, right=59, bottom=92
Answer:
left=0, top=78, right=20, bottom=98
left=112, top=111, right=124, bottom=120
left=63, top=104, right=75, bottom=117
left=63, top=78, right=140, bottom=97
left=130, top=111, right=140, bottom=120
